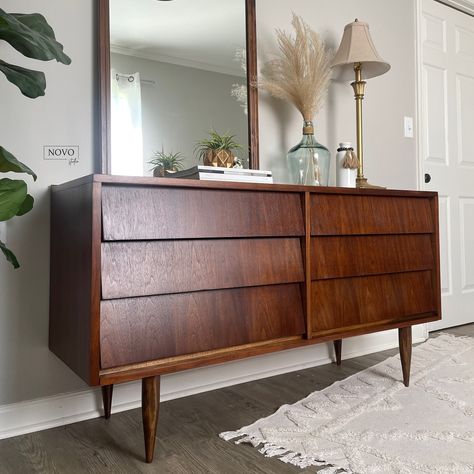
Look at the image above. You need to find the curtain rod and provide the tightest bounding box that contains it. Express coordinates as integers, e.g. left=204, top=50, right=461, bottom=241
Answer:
left=115, top=73, right=156, bottom=86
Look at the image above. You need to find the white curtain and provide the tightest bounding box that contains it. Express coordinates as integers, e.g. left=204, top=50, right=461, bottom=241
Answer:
left=110, top=70, right=144, bottom=176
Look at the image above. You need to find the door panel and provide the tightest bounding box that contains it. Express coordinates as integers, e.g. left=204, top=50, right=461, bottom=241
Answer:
left=421, top=0, right=474, bottom=329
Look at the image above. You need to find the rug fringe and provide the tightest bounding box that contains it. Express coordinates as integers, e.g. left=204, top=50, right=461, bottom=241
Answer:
left=220, top=432, right=351, bottom=472
left=219, top=430, right=242, bottom=441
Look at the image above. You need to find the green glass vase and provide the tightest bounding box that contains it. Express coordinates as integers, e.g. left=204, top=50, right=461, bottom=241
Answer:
left=287, top=121, right=330, bottom=186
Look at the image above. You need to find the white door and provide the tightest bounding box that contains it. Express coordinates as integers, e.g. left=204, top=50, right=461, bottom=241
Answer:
left=419, top=0, right=474, bottom=330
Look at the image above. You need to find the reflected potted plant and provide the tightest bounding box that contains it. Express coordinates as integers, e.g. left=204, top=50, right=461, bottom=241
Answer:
left=195, top=130, right=242, bottom=168
left=149, top=150, right=184, bottom=177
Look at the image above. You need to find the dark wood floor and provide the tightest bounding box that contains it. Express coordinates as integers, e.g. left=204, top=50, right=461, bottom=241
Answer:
left=1, top=324, right=472, bottom=474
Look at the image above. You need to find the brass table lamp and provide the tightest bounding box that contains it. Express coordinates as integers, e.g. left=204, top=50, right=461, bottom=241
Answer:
left=332, top=19, right=391, bottom=188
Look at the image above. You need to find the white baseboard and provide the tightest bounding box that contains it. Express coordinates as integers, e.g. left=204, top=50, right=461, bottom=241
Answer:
left=0, top=327, right=427, bottom=440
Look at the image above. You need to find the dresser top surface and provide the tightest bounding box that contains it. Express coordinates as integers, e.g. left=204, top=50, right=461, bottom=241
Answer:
left=51, top=174, right=437, bottom=198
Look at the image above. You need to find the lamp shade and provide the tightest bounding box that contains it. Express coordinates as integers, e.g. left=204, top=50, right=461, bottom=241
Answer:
left=331, top=19, right=390, bottom=81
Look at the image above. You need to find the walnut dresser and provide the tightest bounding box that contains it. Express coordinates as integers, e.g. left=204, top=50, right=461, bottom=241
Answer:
left=49, top=175, right=441, bottom=463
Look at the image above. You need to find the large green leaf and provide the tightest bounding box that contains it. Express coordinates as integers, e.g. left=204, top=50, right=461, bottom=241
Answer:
left=12, top=13, right=56, bottom=39
left=0, top=9, right=71, bottom=65
left=16, top=194, right=34, bottom=216
left=0, top=240, right=19, bottom=269
left=0, top=146, right=37, bottom=180
left=0, top=178, right=27, bottom=221
left=0, top=59, right=46, bottom=98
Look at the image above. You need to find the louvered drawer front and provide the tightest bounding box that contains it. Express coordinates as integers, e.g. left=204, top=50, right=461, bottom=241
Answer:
left=100, top=284, right=306, bottom=368
left=102, top=185, right=304, bottom=240
left=311, top=234, right=434, bottom=280
left=311, top=195, right=434, bottom=235
left=311, top=271, right=436, bottom=333
left=101, top=238, right=304, bottom=299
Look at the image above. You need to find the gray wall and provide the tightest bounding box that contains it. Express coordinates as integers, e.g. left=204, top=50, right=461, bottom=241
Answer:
left=111, top=53, right=249, bottom=172
left=0, top=0, right=418, bottom=406
left=257, top=0, right=418, bottom=189
left=0, top=0, right=95, bottom=404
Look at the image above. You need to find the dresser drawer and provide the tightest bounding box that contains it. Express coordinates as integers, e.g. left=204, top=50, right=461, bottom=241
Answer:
left=102, top=185, right=304, bottom=240
left=311, top=234, right=434, bottom=280
left=311, top=271, right=436, bottom=333
left=311, top=194, right=434, bottom=235
left=100, top=284, right=306, bottom=368
left=101, top=238, right=304, bottom=299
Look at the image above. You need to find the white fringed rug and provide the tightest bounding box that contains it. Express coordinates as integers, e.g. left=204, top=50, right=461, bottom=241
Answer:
left=220, top=334, right=474, bottom=473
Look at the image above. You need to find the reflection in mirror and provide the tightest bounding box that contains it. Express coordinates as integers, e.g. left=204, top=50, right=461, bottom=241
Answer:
left=109, top=0, right=249, bottom=176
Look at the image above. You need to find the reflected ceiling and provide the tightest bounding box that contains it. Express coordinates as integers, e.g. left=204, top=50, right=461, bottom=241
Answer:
left=110, top=0, right=246, bottom=76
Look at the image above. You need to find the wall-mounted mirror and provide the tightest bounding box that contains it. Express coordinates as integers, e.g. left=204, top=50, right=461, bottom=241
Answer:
left=98, top=0, right=259, bottom=175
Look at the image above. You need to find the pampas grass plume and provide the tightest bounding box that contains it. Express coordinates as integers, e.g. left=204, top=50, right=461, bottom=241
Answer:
left=260, top=14, right=334, bottom=122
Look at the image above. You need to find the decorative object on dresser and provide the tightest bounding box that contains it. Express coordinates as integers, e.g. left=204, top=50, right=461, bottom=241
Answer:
left=221, top=334, right=474, bottom=473
left=149, top=150, right=184, bottom=177
left=195, top=130, right=243, bottom=168
left=49, top=175, right=441, bottom=463
left=164, top=165, right=273, bottom=183
left=336, top=142, right=358, bottom=188
left=260, top=14, right=333, bottom=186
left=332, top=19, right=391, bottom=189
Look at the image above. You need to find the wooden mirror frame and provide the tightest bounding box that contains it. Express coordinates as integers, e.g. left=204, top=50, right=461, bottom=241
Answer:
left=97, top=0, right=259, bottom=173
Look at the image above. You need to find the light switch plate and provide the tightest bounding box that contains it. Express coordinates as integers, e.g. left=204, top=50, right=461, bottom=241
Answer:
left=404, top=116, right=414, bottom=138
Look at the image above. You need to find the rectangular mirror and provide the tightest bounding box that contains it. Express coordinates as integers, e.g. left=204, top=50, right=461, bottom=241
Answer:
left=98, top=0, right=259, bottom=175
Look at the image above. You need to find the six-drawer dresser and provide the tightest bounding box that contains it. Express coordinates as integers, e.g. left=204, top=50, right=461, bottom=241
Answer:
left=49, top=175, right=441, bottom=462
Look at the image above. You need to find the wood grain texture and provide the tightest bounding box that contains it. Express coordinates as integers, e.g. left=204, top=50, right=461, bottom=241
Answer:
left=311, top=194, right=434, bottom=235
left=101, top=238, right=304, bottom=299
left=311, top=234, right=435, bottom=280
left=49, top=182, right=96, bottom=385
left=100, top=284, right=305, bottom=368
left=90, top=183, right=102, bottom=386
left=53, top=173, right=439, bottom=196
left=142, top=376, right=160, bottom=463
left=399, top=326, right=412, bottom=387
left=303, top=192, right=313, bottom=338
left=311, top=271, right=436, bottom=332
left=102, top=185, right=304, bottom=240
left=246, top=0, right=259, bottom=169
left=100, top=313, right=440, bottom=385
left=430, top=196, right=443, bottom=321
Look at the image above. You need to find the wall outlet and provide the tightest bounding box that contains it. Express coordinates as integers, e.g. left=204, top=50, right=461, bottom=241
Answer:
left=404, top=116, right=414, bottom=138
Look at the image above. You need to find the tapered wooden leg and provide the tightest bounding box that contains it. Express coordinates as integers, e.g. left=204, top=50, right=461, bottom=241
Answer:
left=398, top=326, right=412, bottom=387
left=333, top=339, right=342, bottom=366
left=101, top=385, right=113, bottom=419
left=142, top=376, right=160, bottom=463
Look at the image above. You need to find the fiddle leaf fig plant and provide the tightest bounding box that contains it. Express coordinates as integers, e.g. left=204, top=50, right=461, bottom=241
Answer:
left=0, top=8, right=71, bottom=268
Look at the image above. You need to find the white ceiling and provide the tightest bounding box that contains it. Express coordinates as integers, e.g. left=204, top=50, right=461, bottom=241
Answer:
left=110, top=0, right=247, bottom=76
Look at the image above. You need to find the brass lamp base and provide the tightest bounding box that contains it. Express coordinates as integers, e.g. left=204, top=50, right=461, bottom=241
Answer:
left=351, top=63, right=386, bottom=190
left=356, top=177, right=386, bottom=189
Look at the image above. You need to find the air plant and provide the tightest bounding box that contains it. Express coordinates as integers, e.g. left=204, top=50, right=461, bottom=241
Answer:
left=259, top=14, right=334, bottom=122
left=194, top=130, right=242, bottom=162
left=149, top=150, right=184, bottom=176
